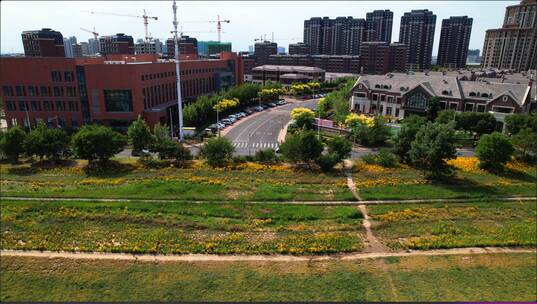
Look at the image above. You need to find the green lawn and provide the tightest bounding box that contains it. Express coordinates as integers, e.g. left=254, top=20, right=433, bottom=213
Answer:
left=0, top=161, right=354, bottom=201
left=1, top=253, right=535, bottom=301
left=1, top=199, right=364, bottom=255
left=353, top=160, right=536, bottom=200
left=368, top=200, right=536, bottom=250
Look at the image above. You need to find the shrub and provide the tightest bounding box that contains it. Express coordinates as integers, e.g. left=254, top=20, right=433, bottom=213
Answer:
left=505, top=113, right=537, bottom=135
left=511, top=128, right=537, bottom=162
left=0, top=126, right=27, bottom=163
left=71, top=125, right=127, bottom=165
left=476, top=132, right=514, bottom=172
left=280, top=130, right=323, bottom=165
left=316, top=153, right=340, bottom=172
left=426, top=96, right=441, bottom=121
left=24, top=122, right=70, bottom=162
left=327, top=136, right=351, bottom=162
left=150, top=123, right=171, bottom=157
left=200, top=137, right=235, bottom=167
left=409, top=122, right=457, bottom=179
left=393, top=115, right=427, bottom=163
left=127, top=116, right=153, bottom=154
left=349, top=116, right=391, bottom=147
left=254, top=149, right=279, bottom=164
left=290, top=107, right=315, bottom=129
left=361, top=153, right=376, bottom=165
left=360, top=149, right=398, bottom=168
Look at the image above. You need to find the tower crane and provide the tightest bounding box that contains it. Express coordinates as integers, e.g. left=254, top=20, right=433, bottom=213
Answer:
left=80, top=27, right=99, bottom=41
left=180, top=15, right=230, bottom=42
left=82, top=10, right=158, bottom=41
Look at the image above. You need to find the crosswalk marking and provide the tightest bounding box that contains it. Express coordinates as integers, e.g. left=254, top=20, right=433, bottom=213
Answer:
left=232, top=142, right=279, bottom=149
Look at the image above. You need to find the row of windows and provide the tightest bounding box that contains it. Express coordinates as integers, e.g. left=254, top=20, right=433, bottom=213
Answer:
left=140, top=68, right=219, bottom=81
left=10, top=117, right=78, bottom=129
left=142, top=77, right=215, bottom=109
left=5, top=100, right=79, bottom=112
left=51, top=71, right=75, bottom=82
left=2, top=85, right=77, bottom=97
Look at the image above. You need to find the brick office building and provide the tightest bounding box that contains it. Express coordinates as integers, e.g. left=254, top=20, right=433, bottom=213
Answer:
left=99, top=33, right=135, bottom=55
left=0, top=53, right=244, bottom=130
left=21, top=28, right=65, bottom=57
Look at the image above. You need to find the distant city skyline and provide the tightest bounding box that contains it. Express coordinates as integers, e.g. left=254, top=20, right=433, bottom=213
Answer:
left=1, top=1, right=516, bottom=54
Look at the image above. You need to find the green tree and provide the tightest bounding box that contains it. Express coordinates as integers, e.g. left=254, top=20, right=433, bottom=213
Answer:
left=254, top=149, right=279, bottom=164
left=505, top=113, right=537, bottom=135
left=200, top=137, right=235, bottom=167
left=156, top=140, right=192, bottom=166
left=349, top=116, right=391, bottom=147
left=71, top=125, right=127, bottom=165
left=25, top=122, right=69, bottom=163
left=457, top=112, right=497, bottom=137
left=127, top=116, right=153, bottom=154
left=435, top=110, right=457, bottom=124
left=409, top=122, right=458, bottom=179
left=426, top=96, right=441, bottom=121
left=511, top=128, right=537, bottom=162
left=327, top=136, right=351, bottom=162
left=280, top=130, right=323, bottom=165
left=0, top=126, right=26, bottom=163
left=290, top=107, right=315, bottom=130
left=316, top=153, right=339, bottom=172
left=476, top=132, right=514, bottom=172
left=393, top=115, right=427, bottom=163
left=151, top=123, right=171, bottom=158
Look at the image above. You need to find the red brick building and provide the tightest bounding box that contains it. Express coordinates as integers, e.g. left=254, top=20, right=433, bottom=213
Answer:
left=0, top=53, right=243, bottom=130
left=21, top=28, right=65, bottom=57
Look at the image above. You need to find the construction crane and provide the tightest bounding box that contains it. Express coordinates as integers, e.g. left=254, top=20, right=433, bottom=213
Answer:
left=180, top=15, right=230, bottom=42
left=82, top=10, right=158, bottom=41
left=80, top=27, right=99, bottom=41
left=255, top=34, right=300, bottom=43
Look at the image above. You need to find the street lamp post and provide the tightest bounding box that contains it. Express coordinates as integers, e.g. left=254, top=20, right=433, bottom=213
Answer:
left=216, top=108, right=221, bottom=137
left=172, top=0, right=184, bottom=142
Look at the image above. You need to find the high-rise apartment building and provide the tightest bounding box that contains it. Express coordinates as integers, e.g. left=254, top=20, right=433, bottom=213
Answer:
left=359, top=42, right=408, bottom=74
left=399, top=9, right=436, bottom=70
left=366, top=10, right=393, bottom=42
left=21, top=28, right=65, bottom=57
left=289, top=42, right=310, bottom=55
left=437, top=16, right=473, bottom=68
left=197, top=41, right=232, bottom=56
left=88, top=38, right=99, bottom=55
left=481, top=0, right=537, bottom=72
left=98, top=33, right=135, bottom=55
left=467, top=49, right=480, bottom=63
left=135, top=39, right=163, bottom=55
left=303, top=16, right=367, bottom=55
left=254, top=41, right=278, bottom=65
left=79, top=42, right=89, bottom=56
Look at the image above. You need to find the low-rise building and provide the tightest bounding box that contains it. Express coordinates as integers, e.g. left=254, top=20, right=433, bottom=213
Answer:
left=350, top=72, right=534, bottom=121
left=252, top=65, right=325, bottom=85
left=264, top=54, right=361, bottom=73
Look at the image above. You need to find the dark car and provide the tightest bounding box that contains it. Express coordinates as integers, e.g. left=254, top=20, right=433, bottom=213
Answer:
left=267, top=102, right=276, bottom=107
left=261, top=104, right=269, bottom=109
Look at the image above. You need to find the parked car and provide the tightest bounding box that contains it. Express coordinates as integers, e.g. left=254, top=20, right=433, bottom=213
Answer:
left=267, top=102, right=276, bottom=107
left=276, top=99, right=286, bottom=105
left=255, top=106, right=264, bottom=112
left=261, top=104, right=269, bottom=110
left=245, top=108, right=255, bottom=114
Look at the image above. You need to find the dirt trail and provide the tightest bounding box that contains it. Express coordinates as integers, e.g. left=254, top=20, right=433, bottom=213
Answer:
left=1, top=247, right=533, bottom=263
left=358, top=205, right=390, bottom=253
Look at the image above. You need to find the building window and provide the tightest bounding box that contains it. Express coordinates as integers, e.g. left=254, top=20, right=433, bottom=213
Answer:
left=40, top=86, right=50, bottom=96
left=66, top=86, right=76, bottom=97
left=464, top=103, right=474, bottom=112
left=53, top=86, right=64, bottom=96
left=11, top=118, right=18, bottom=126
left=64, top=71, right=74, bottom=82
left=51, top=71, right=62, bottom=82
left=372, top=94, right=378, bottom=101
left=476, top=104, right=486, bottom=112
left=6, top=101, right=16, bottom=111
left=502, top=96, right=509, bottom=102
left=386, top=106, right=392, bottom=116
left=395, top=108, right=400, bottom=117
left=439, top=101, right=447, bottom=109
left=71, top=119, right=79, bottom=128
left=492, top=106, right=513, bottom=113
left=407, top=92, right=428, bottom=109
left=15, top=86, right=26, bottom=96
left=56, top=100, right=65, bottom=111
left=18, top=101, right=27, bottom=111
left=2, top=86, right=14, bottom=96
left=449, top=102, right=458, bottom=110
left=104, top=89, right=133, bottom=112
left=31, top=101, right=40, bottom=111
left=380, top=95, right=386, bottom=102
left=28, top=86, right=38, bottom=97
left=43, top=100, right=53, bottom=111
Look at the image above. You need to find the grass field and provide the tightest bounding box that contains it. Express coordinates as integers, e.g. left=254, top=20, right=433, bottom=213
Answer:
left=1, top=199, right=364, bottom=255
left=1, top=253, right=535, bottom=301
left=368, top=200, right=536, bottom=250
left=353, top=159, right=536, bottom=200
left=0, top=161, right=354, bottom=201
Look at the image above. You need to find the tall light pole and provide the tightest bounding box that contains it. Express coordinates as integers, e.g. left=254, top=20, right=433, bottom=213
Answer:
left=172, top=0, right=184, bottom=141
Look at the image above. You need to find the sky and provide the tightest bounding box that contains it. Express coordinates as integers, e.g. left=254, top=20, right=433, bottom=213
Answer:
left=1, top=1, right=517, bottom=55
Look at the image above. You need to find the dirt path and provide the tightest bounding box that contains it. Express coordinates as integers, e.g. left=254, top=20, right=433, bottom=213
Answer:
left=358, top=205, right=390, bottom=253
left=344, top=159, right=362, bottom=201
left=1, top=247, right=533, bottom=263
left=2, top=196, right=534, bottom=205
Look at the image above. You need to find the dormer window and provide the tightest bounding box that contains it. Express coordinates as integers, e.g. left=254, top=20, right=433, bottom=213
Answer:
left=375, top=84, right=380, bottom=89
left=469, top=92, right=476, bottom=97
left=400, top=86, right=406, bottom=91
left=503, top=96, right=508, bottom=102
left=442, top=90, right=449, bottom=95
left=383, top=85, right=390, bottom=89
left=481, top=93, right=489, bottom=98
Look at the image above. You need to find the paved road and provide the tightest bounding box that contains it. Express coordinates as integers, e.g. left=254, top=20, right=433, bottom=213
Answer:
left=224, top=98, right=318, bottom=156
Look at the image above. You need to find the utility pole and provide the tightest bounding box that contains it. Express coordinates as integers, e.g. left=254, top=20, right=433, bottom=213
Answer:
left=172, top=0, right=184, bottom=141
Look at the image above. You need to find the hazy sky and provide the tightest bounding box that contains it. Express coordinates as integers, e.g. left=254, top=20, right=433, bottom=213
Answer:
left=1, top=1, right=516, bottom=54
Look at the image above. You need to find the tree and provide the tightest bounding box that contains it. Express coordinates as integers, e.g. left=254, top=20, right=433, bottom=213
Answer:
left=25, top=122, right=69, bottom=163
left=349, top=115, right=391, bottom=147
left=409, top=122, right=458, bottom=179
left=511, top=128, right=537, bottom=162
left=426, top=97, right=441, bottom=121
left=290, top=107, right=315, bottom=130
left=71, top=125, right=127, bottom=165
left=200, top=137, right=235, bottom=167
left=127, top=116, right=153, bottom=154
left=316, top=97, right=332, bottom=119
left=254, top=149, right=279, bottom=164
left=505, top=113, right=537, bottom=135
left=327, top=136, right=351, bottom=162
left=476, top=132, right=514, bottom=172
left=316, top=153, right=339, bottom=172
left=151, top=123, right=171, bottom=157
left=0, top=126, right=26, bottom=163
left=156, top=140, right=192, bottom=166
left=393, top=115, right=427, bottom=163
left=280, top=130, right=323, bottom=165
left=435, top=110, right=457, bottom=124
left=457, top=112, right=497, bottom=137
